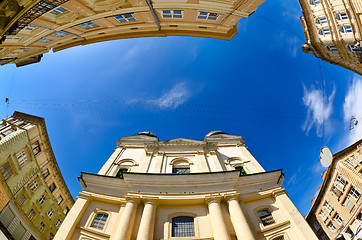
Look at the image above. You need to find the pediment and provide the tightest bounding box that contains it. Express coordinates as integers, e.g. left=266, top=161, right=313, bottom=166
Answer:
left=160, top=138, right=204, bottom=145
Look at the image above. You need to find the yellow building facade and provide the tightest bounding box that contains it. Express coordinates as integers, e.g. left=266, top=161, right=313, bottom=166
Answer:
left=306, top=139, right=362, bottom=240
left=298, top=0, right=362, bottom=75
left=55, top=131, right=318, bottom=240
left=0, top=112, right=74, bottom=240
left=0, top=0, right=266, bottom=67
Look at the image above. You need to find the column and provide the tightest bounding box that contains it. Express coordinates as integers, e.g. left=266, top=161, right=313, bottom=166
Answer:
left=112, top=197, right=139, bottom=240
left=206, top=197, right=231, bottom=240
left=136, top=199, right=158, bottom=240
left=226, top=195, right=256, bottom=240
left=54, top=192, right=91, bottom=240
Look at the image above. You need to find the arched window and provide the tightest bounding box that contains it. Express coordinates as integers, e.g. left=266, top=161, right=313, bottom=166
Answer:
left=272, top=236, right=285, bottom=240
left=116, top=168, right=128, bottom=178
left=257, top=209, right=275, bottom=226
left=235, top=166, right=247, bottom=176
left=91, top=213, right=108, bottom=230
left=172, top=216, right=195, bottom=237
left=171, top=159, right=191, bottom=174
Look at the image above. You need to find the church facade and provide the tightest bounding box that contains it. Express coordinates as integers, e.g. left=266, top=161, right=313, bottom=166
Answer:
left=54, top=131, right=317, bottom=240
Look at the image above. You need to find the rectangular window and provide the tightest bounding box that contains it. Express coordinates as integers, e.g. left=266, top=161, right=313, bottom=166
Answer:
left=319, top=28, right=331, bottom=36
left=114, top=13, right=136, bottom=22
left=27, top=209, right=36, bottom=220
left=32, top=141, right=41, bottom=155
left=38, top=222, right=45, bottom=232
left=2, top=129, right=12, bottom=135
left=346, top=158, right=357, bottom=167
left=64, top=207, right=69, bottom=215
left=91, top=213, right=108, bottom=230
left=334, top=213, right=343, bottom=225
left=325, top=201, right=333, bottom=212
left=49, top=183, right=56, bottom=192
left=17, top=194, right=26, bottom=207
left=47, top=208, right=54, bottom=218
left=321, top=234, right=328, bottom=240
left=331, top=186, right=342, bottom=197
left=352, top=155, right=361, bottom=163
left=310, top=0, right=321, bottom=5
left=57, top=195, right=63, bottom=205
left=50, top=6, right=67, bottom=15
left=316, top=17, right=327, bottom=25
left=161, top=10, right=183, bottom=18
left=42, top=169, right=50, bottom=179
left=172, top=168, right=190, bottom=174
left=0, top=162, right=13, bottom=180
left=328, top=222, right=337, bottom=233
left=52, top=31, right=68, bottom=37
left=198, top=12, right=219, bottom=20
left=38, top=38, right=52, bottom=43
left=29, top=180, right=39, bottom=192
left=336, top=175, right=346, bottom=186
left=349, top=186, right=360, bottom=200
left=348, top=45, right=362, bottom=53
left=344, top=198, right=354, bottom=211
left=346, top=227, right=355, bottom=238
left=337, top=12, right=349, bottom=21
left=78, top=21, right=98, bottom=29
left=55, top=219, right=62, bottom=228
left=17, top=151, right=28, bottom=168
left=358, top=150, right=362, bottom=156
left=327, top=45, right=338, bottom=52
left=320, top=210, right=327, bottom=221
left=313, top=221, right=321, bottom=231
left=38, top=194, right=46, bottom=206
left=341, top=25, right=353, bottom=33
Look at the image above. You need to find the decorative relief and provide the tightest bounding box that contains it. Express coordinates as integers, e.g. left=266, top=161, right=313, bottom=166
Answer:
left=85, top=0, right=126, bottom=11
left=11, top=166, right=39, bottom=195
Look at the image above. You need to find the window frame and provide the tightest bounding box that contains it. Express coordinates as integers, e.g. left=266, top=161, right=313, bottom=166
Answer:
left=197, top=12, right=219, bottom=20
left=349, top=186, right=360, bottom=201
left=29, top=179, right=39, bottom=192
left=89, top=211, right=109, bottom=231
left=256, top=208, right=276, bottom=227
left=168, top=213, right=199, bottom=239
left=49, top=183, right=56, bottom=193
left=160, top=10, right=183, bottom=19
left=340, top=25, right=353, bottom=34
left=336, top=12, right=349, bottom=21
left=171, top=216, right=195, bottom=237
left=114, top=13, right=137, bottom=23
left=17, top=150, right=28, bottom=168
left=0, top=161, right=14, bottom=180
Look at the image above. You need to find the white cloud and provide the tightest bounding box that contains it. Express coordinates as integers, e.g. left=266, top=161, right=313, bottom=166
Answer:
left=127, top=82, right=191, bottom=110
left=302, top=83, right=336, bottom=137
left=343, top=76, right=362, bottom=145
left=152, top=82, right=191, bottom=109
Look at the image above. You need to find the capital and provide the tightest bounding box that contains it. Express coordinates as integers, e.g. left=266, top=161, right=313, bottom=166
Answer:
left=205, top=196, right=223, bottom=205
left=224, top=193, right=240, bottom=203
left=125, top=196, right=141, bottom=204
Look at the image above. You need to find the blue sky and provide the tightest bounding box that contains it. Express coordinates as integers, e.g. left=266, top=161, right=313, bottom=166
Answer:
left=1, top=0, right=362, bottom=215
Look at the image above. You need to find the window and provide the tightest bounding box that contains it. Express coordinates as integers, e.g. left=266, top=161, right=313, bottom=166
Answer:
left=344, top=198, right=354, bottom=211
left=52, top=31, right=68, bottom=37
left=114, top=13, right=136, bottom=22
left=328, top=222, right=337, bottom=233
left=32, top=141, right=41, bottom=155
left=17, top=151, right=28, bottom=168
left=337, top=12, right=349, bottom=21
left=0, top=162, right=13, bottom=180
left=319, top=210, right=327, bottom=221
left=324, top=201, right=333, bottom=212
left=47, top=208, right=54, bottom=218
left=347, top=158, right=357, bottom=167
left=352, top=155, right=361, bottom=163
left=17, top=194, right=26, bottom=206
left=172, top=167, right=190, bottom=174
left=334, top=213, right=343, bottom=225
left=78, top=21, right=98, bottom=29
left=30, top=180, right=39, bottom=192
left=116, top=168, right=128, bottom=178
left=2, top=129, right=12, bottom=135
left=198, top=12, right=219, bottom=20
left=359, top=150, right=362, bottom=156
left=48, top=233, right=54, bottom=240
left=313, top=221, right=321, bottom=231
left=91, top=213, right=108, bottom=230
left=172, top=216, right=195, bottom=237
left=5, top=36, right=21, bottom=40
left=50, top=6, right=67, bottom=15
left=55, top=219, right=62, bottom=228
left=336, top=175, right=346, bottom=186
left=57, top=195, right=63, bottom=205
left=319, top=28, right=331, bottom=36
left=235, top=166, right=247, bottom=176
left=38, top=38, right=52, bottom=43
left=161, top=10, right=183, bottom=18
left=346, top=227, right=355, bottom=238
left=257, top=209, right=275, bottom=226
left=341, top=25, right=353, bottom=33
left=348, top=45, right=362, bottom=53
left=349, top=186, right=360, bottom=200
left=272, top=237, right=284, bottom=240
left=64, top=207, right=69, bottom=215
left=49, top=183, right=56, bottom=192
left=316, top=17, right=327, bottom=25
left=331, top=186, right=342, bottom=198
left=310, top=0, right=321, bottom=5
left=38, top=194, right=47, bottom=206
left=38, top=222, right=45, bottom=232
left=321, top=234, right=328, bottom=240
left=42, top=169, right=50, bottom=179
left=27, top=209, right=36, bottom=220
left=327, top=45, right=338, bottom=52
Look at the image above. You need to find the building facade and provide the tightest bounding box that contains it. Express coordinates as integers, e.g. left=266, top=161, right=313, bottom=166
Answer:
left=0, top=111, right=74, bottom=240
left=306, top=139, right=362, bottom=240
left=298, top=0, right=362, bottom=75
left=55, top=131, right=317, bottom=240
left=0, top=0, right=266, bottom=67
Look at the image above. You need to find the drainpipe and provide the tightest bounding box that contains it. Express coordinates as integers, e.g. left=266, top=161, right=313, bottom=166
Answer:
left=145, top=0, right=161, bottom=31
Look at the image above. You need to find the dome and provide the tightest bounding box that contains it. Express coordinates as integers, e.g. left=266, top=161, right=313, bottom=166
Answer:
left=135, top=131, right=157, bottom=138
left=205, top=131, right=229, bottom=137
